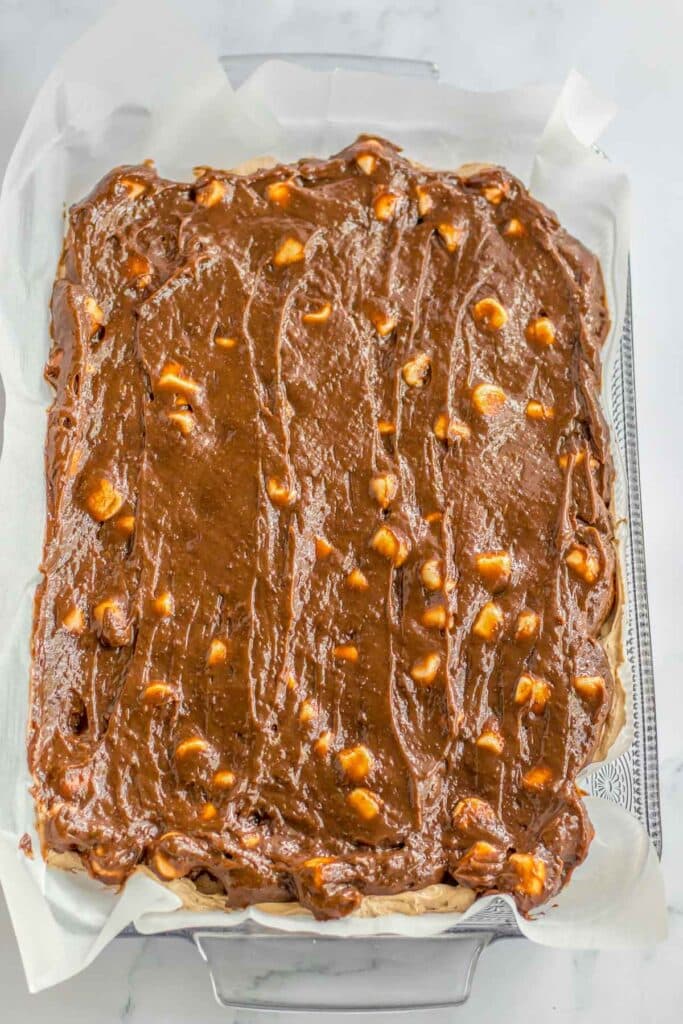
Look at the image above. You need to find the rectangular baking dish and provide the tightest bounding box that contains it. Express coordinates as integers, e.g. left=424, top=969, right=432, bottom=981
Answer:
left=124, top=53, right=661, bottom=1013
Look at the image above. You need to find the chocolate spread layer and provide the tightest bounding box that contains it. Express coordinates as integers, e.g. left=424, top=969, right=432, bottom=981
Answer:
left=30, top=137, right=616, bottom=919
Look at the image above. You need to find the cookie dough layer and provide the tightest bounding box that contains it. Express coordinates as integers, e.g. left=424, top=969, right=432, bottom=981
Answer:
left=31, top=137, right=618, bottom=919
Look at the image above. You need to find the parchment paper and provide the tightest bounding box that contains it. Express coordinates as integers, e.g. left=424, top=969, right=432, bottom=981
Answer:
left=0, top=0, right=666, bottom=992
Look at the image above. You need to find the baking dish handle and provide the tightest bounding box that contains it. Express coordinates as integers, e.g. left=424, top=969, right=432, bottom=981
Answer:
left=219, top=53, right=440, bottom=87
left=193, top=929, right=495, bottom=1012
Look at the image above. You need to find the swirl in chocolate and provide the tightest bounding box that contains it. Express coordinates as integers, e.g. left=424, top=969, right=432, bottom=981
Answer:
left=30, top=137, right=616, bottom=918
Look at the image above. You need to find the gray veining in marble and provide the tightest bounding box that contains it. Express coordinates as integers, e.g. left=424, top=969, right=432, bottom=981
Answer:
left=0, top=0, right=681, bottom=1019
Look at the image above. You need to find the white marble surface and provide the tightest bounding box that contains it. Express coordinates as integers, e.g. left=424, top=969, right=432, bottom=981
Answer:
left=0, top=0, right=681, bottom=1019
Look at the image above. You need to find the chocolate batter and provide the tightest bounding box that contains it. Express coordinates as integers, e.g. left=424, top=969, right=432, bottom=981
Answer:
left=30, top=137, right=617, bottom=918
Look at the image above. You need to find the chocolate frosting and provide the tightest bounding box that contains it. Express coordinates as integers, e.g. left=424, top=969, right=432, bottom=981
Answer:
left=30, top=137, right=616, bottom=918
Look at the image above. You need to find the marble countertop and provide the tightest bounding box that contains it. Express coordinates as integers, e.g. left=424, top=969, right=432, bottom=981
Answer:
left=0, top=0, right=681, bottom=1019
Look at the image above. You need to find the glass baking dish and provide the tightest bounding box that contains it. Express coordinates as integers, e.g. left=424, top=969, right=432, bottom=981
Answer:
left=124, top=53, right=661, bottom=1013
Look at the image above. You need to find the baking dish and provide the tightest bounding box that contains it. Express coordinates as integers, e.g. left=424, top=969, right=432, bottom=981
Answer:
left=112, top=53, right=662, bottom=1012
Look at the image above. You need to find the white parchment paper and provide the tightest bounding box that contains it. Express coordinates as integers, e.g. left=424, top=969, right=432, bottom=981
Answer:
left=0, top=0, right=666, bottom=992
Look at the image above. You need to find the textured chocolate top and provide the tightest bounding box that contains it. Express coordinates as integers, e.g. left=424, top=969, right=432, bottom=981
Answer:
left=30, top=137, right=617, bottom=918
